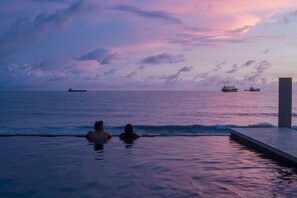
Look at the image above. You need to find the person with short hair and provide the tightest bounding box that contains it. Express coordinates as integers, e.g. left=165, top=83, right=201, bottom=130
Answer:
left=86, top=121, right=112, bottom=145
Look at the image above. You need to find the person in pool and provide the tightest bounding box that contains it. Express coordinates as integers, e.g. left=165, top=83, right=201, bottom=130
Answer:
left=119, top=124, right=140, bottom=144
left=86, top=120, right=112, bottom=145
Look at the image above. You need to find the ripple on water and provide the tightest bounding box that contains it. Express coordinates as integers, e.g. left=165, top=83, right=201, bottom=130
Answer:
left=0, top=136, right=296, bottom=197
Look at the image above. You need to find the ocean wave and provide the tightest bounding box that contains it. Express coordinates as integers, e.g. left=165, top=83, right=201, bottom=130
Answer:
left=0, top=123, right=276, bottom=136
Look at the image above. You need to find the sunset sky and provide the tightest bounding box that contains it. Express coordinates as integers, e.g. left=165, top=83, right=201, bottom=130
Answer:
left=1, top=0, right=297, bottom=91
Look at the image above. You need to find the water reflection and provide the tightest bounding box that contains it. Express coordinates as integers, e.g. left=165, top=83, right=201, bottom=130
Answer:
left=274, top=168, right=297, bottom=184
left=94, top=144, right=104, bottom=151
left=1, top=136, right=296, bottom=197
left=125, top=144, right=134, bottom=149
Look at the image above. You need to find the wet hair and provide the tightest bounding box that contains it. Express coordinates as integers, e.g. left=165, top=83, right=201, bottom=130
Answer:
left=94, top=121, right=103, bottom=131
left=124, top=124, right=133, bottom=134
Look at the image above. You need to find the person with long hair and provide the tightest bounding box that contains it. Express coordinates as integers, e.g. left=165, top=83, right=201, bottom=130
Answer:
left=119, top=124, right=140, bottom=144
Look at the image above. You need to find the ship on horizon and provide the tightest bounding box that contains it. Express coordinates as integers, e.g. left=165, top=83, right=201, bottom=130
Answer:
left=68, top=88, right=87, bottom=92
left=221, top=85, right=238, bottom=92
left=244, top=86, right=260, bottom=92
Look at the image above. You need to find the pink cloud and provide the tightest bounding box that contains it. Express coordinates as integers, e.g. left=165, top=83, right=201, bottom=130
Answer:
left=142, top=0, right=297, bottom=30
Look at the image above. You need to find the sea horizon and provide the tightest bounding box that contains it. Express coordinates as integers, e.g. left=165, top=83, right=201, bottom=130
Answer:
left=1, top=91, right=296, bottom=136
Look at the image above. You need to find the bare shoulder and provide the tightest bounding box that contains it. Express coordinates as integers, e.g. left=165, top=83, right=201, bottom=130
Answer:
left=103, top=131, right=112, bottom=139
left=86, top=131, right=95, bottom=141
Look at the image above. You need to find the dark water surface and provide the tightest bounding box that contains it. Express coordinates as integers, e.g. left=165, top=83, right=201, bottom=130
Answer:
left=0, top=136, right=296, bottom=197
left=2, top=91, right=297, bottom=135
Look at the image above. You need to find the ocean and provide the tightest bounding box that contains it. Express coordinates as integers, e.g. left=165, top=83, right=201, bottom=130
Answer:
left=1, top=91, right=297, bottom=197
left=0, top=91, right=296, bottom=136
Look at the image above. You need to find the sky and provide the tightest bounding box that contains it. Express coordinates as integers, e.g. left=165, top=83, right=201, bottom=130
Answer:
left=1, top=0, right=297, bottom=91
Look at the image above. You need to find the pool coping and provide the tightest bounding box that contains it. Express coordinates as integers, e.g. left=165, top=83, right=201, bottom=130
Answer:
left=230, top=127, right=297, bottom=166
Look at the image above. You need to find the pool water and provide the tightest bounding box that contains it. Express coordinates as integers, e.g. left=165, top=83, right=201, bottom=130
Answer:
left=0, top=136, right=296, bottom=197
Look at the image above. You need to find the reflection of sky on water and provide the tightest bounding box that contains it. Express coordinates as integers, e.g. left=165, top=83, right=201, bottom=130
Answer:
left=0, top=136, right=296, bottom=197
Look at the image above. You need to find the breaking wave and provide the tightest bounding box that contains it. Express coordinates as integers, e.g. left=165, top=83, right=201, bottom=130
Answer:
left=0, top=123, right=277, bottom=136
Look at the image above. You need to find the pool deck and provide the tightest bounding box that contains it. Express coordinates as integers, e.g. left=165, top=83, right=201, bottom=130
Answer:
left=230, top=127, right=297, bottom=165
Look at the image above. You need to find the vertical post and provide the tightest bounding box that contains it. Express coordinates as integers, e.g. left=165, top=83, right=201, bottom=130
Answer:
left=278, top=77, right=292, bottom=128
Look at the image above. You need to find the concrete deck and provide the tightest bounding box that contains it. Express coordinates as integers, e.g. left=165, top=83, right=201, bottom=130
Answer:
left=230, top=127, right=297, bottom=165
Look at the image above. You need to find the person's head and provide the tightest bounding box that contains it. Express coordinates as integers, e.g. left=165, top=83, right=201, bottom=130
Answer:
left=94, top=120, right=104, bottom=131
left=124, top=124, right=133, bottom=134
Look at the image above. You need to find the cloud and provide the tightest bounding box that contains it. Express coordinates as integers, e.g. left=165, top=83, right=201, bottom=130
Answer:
left=126, top=69, right=143, bottom=81
left=0, top=62, right=67, bottom=82
left=194, top=72, right=208, bottom=81
left=178, top=66, right=193, bottom=72
left=79, top=48, right=116, bottom=64
left=112, top=5, right=182, bottom=24
left=38, top=58, right=67, bottom=71
left=0, top=0, right=99, bottom=56
left=194, top=74, right=243, bottom=87
left=30, top=0, right=71, bottom=4
left=227, top=25, right=254, bottom=34
left=225, top=64, right=239, bottom=74
left=255, top=60, right=271, bottom=73
left=243, top=60, right=271, bottom=82
left=222, top=60, right=256, bottom=74
left=242, top=60, right=255, bottom=67
left=104, top=69, right=117, bottom=75
left=168, top=30, right=261, bottom=47
left=0, top=57, right=106, bottom=90
left=159, top=73, right=179, bottom=81
left=213, top=60, right=227, bottom=72
left=126, top=71, right=138, bottom=79
left=159, top=66, right=193, bottom=81
left=138, top=65, right=146, bottom=70
left=142, top=53, right=184, bottom=64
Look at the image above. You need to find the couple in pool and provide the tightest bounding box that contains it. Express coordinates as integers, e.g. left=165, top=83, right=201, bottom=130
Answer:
left=86, top=120, right=140, bottom=147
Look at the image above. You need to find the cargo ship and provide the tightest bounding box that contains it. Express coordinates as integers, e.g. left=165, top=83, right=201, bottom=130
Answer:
left=244, top=87, right=260, bottom=92
left=68, top=88, right=87, bottom=92
left=221, top=85, right=238, bottom=92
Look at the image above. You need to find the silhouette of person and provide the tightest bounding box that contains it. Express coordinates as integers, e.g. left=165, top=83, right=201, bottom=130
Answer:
left=86, top=121, right=112, bottom=149
left=119, top=124, right=140, bottom=144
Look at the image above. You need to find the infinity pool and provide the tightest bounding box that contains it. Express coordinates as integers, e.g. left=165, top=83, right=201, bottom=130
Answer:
left=0, top=136, right=296, bottom=197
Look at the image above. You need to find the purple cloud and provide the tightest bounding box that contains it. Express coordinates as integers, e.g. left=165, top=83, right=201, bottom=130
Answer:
left=142, top=53, right=184, bottom=64
left=213, top=60, right=227, bottom=72
left=242, top=60, right=255, bottom=67
left=243, top=60, right=271, bottom=82
left=126, top=71, right=138, bottom=79
left=168, top=31, right=259, bottom=47
left=138, top=65, right=146, bottom=70
left=255, top=60, right=271, bottom=73
left=79, top=48, right=116, bottom=64
left=226, top=64, right=239, bottom=74
left=0, top=0, right=98, bottom=56
left=227, top=25, right=253, bottom=34
left=159, top=66, right=193, bottom=81
left=30, top=0, right=71, bottom=4
left=0, top=62, right=67, bottom=83
left=112, top=5, right=182, bottom=24
left=193, top=72, right=208, bottom=81
left=104, top=69, right=117, bottom=75
left=178, top=66, right=193, bottom=72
